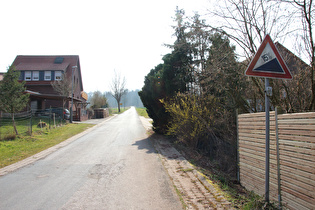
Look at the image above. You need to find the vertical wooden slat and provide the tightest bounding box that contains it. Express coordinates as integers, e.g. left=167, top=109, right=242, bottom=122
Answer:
left=238, top=111, right=315, bottom=210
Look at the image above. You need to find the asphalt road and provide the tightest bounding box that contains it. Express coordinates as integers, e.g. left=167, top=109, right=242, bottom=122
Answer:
left=0, top=107, right=182, bottom=210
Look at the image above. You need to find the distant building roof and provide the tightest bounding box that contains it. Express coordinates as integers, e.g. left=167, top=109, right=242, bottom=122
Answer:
left=242, top=43, right=310, bottom=76
left=275, top=42, right=310, bottom=75
left=12, top=55, right=79, bottom=71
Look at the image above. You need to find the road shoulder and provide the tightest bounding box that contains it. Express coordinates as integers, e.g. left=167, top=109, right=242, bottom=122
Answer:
left=139, top=116, right=233, bottom=209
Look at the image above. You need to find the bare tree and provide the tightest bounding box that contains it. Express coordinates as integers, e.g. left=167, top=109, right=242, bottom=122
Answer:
left=211, top=0, right=294, bottom=59
left=209, top=0, right=314, bottom=112
left=110, top=70, right=127, bottom=112
left=51, top=74, right=73, bottom=109
left=287, top=0, right=314, bottom=110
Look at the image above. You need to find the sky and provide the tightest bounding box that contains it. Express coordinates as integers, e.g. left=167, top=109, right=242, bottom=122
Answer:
left=0, top=0, right=210, bottom=93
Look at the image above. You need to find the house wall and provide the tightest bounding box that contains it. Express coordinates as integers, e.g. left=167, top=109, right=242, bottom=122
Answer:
left=26, top=84, right=57, bottom=95
left=45, top=99, right=63, bottom=108
left=13, top=55, right=88, bottom=121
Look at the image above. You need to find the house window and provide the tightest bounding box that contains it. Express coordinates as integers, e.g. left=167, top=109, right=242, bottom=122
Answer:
left=45, top=71, right=51, bottom=81
left=25, top=71, right=31, bottom=81
left=32, top=71, right=39, bottom=81
left=55, top=71, right=62, bottom=80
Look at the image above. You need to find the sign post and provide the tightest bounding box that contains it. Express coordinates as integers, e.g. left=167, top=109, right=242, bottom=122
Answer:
left=265, top=78, right=270, bottom=202
left=245, top=34, right=292, bottom=202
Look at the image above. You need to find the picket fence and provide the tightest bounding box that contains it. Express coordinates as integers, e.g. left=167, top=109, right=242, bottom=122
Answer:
left=238, top=111, right=315, bottom=210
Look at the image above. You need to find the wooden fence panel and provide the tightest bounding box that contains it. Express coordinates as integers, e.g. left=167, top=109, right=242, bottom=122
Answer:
left=238, top=111, right=315, bottom=210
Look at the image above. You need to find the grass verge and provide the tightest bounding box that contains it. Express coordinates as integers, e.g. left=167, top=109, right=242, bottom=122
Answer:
left=174, top=185, right=188, bottom=209
left=136, top=107, right=149, bottom=118
left=109, top=107, right=129, bottom=115
left=0, top=123, right=94, bottom=168
left=173, top=142, right=279, bottom=209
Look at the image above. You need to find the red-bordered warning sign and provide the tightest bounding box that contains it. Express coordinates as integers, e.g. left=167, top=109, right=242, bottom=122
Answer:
left=245, top=34, right=292, bottom=79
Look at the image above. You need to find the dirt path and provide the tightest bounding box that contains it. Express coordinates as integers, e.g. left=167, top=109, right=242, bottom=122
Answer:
left=139, top=116, right=233, bottom=209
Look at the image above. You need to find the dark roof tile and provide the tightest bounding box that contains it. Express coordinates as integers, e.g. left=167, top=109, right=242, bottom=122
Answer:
left=12, top=55, right=79, bottom=71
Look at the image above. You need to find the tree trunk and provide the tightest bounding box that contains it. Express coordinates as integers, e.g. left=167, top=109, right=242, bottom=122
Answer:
left=12, top=113, right=19, bottom=135
left=310, top=81, right=315, bottom=110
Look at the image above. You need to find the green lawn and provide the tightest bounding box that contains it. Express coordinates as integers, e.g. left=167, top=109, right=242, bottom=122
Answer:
left=0, top=108, right=149, bottom=168
left=0, top=116, right=68, bottom=140
left=0, top=123, right=94, bottom=168
left=108, top=107, right=148, bottom=117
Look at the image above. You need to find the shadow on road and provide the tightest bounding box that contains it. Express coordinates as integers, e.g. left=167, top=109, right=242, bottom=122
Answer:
left=131, top=133, right=161, bottom=155
left=132, top=133, right=183, bottom=160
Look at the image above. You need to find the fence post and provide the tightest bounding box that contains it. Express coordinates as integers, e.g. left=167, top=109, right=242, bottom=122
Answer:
left=30, top=110, right=32, bottom=135
left=275, top=108, right=282, bottom=209
left=49, top=106, right=51, bottom=130
left=0, top=111, right=2, bottom=140
left=40, top=119, right=43, bottom=131
left=236, top=109, right=240, bottom=182
left=53, top=113, right=56, bottom=128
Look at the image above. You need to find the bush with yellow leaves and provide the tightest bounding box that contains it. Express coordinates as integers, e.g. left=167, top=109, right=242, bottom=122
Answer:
left=161, top=93, right=224, bottom=149
left=162, top=92, right=237, bottom=174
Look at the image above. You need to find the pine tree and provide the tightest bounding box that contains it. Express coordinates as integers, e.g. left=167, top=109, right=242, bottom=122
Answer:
left=0, top=65, right=29, bottom=135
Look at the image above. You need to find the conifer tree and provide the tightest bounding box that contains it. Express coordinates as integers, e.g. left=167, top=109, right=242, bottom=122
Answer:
left=0, top=66, right=29, bottom=135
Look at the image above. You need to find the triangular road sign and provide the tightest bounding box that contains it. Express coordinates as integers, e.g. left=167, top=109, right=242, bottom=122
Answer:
left=245, top=34, right=292, bottom=79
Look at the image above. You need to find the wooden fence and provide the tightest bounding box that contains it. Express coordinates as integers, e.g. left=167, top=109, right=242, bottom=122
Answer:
left=238, top=111, right=315, bottom=210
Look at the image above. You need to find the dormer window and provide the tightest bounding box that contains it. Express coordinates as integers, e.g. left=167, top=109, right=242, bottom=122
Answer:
left=32, top=71, right=39, bottom=81
left=55, top=71, right=62, bottom=81
left=45, top=71, right=51, bottom=81
left=25, top=71, right=31, bottom=81
left=54, top=57, right=64, bottom=64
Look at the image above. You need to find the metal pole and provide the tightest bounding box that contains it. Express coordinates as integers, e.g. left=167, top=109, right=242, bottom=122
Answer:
left=265, top=78, right=270, bottom=203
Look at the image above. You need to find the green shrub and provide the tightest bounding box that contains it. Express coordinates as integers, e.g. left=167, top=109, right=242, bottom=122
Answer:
left=243, top=193, right=278, bottom=210
left=162, top=93, right=237, bottom=175
left=161, top=93, right=222, bottom=149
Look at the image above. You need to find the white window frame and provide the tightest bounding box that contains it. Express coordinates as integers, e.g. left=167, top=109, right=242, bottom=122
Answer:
left=32, top=71, right=39, bottom=81
left=55, top=71, right=62, bottom=81
left=44, top=71, right=51, bottom=81
left=25, top=71, right=31, bottom=81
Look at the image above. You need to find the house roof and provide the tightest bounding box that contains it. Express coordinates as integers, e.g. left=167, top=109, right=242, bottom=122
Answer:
left=12, top=55, right=79, bottom=71
left=11, top=55, right=84, bottom=91
left=26, top=90, right=86, bottom=103
left=275, top=42, right=310, bottom=75
left=242, top=43, right=310, bottom=76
